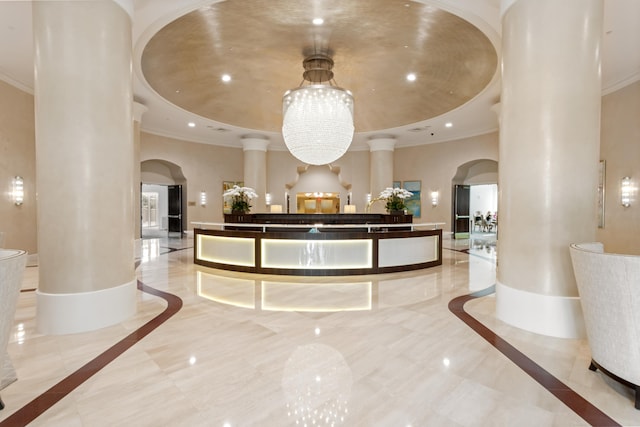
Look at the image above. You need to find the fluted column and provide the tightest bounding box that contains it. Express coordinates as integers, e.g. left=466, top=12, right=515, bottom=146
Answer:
left=34, top=0, right=136, bottom=334
left=496, top=0, right=602, bottom=338
left=242, top=136, right=270, bottom=212
left=367, top=136, right=396, bottom=212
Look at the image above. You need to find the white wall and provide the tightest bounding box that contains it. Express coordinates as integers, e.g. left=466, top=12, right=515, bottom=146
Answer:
left=470, top=184, right=498, bottom=218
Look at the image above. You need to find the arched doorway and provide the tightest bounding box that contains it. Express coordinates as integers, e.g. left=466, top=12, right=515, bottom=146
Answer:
left=285, top=165, right=352, bottom=213
left=452, top=159, right=498, bottom=239
left=140, top=159, right=187, bottom=238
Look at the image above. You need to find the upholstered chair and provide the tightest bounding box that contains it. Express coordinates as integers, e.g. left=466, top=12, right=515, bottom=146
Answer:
left=569, top=242, right=640, bottom=409
left=0, top=249, right=27, bottom=410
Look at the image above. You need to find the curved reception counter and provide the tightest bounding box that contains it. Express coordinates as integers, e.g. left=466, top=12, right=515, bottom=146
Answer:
left=193, top=215, right=443, bottom=276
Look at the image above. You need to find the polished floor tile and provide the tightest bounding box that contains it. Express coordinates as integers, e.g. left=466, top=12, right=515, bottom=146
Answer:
left=1, top=234, right=639, bottom=426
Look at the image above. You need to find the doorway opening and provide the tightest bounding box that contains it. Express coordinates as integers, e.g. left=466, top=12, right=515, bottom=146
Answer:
left=140, top=159, right=187, bottom=239
left=452, top=159, right=498, bottom=239
left=141, top=184, right=183, bottom=238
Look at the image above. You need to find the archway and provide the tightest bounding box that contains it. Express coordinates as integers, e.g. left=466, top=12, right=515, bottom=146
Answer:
left=285, top=164, right=352, bottom=213
left=451, top=159, right=498, bottom=238
left=140, top=159, right=188, bottom=238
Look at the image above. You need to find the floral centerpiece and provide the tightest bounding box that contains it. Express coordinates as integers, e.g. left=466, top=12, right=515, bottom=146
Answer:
left=378, top=187, right=413, bottom=214
left=223, top=185, right=258, bottom=214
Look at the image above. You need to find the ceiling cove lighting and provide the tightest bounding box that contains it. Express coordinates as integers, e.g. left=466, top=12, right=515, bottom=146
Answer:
left=282, top=53, right=354, bottom=165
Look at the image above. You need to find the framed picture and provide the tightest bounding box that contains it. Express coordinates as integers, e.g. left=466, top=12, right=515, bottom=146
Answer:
left=392, top=181, right=401, bottom=188
left=598, top=160, right=605, bottom=228
left=223, top=181, right=243, bottom=214
left=403, top=180, right=421, bottom=218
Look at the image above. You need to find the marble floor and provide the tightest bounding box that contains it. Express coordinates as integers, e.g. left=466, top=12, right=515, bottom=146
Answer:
left=1, top=235, right=639, bottom=426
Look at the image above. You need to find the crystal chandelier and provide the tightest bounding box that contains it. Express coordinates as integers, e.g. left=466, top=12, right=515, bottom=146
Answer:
left=282, top=54, right=354, bottom=165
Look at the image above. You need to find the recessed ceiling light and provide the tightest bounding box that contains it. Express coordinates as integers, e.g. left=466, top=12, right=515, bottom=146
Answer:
left=445, top=122, right=453, bottom=128
left=406, top=73, right=416, bottom=82
left=312, top=17, right=324, bottom=25
left=188, top=122, right=196, bottom=128
left=221, top=74, right=231, bottom=82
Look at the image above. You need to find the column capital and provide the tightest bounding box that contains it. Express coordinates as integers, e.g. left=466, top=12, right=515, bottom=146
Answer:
left=133, top=102, right=148, bottom=123
left=500, top=0, right=519, bottom=18
left=241, top=135, right=270, bottom=152
left=113, top=0, right=134, bottom=19
left=367, top=135, right=396, bottom=152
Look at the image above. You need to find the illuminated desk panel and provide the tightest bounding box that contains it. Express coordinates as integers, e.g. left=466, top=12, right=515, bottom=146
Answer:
left=194, top=226, right=442, bottom=276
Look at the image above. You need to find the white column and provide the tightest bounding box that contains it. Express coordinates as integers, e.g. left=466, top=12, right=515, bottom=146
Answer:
left=133, top=102, right=148, bottom=257
left=367, top=136, right=396, bottom=212
left=34, top=0, right=136, bottom=335
left=242, top=136, right=270, bottom=213
left=496, top=0, right=602, bottom=338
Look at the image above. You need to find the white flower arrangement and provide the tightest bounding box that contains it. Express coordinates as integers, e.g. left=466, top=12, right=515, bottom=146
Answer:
left=378, top=187, right=413, bottom=213
left=223, top=185, right=258, bottom=213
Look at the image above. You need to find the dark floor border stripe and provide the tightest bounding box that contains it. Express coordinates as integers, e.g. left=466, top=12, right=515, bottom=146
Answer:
left=0, top=280, right=183, bottom=427
left=448, top=286, right=620, bottom=427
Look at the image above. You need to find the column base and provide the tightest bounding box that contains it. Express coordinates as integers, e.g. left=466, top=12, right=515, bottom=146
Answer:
left=495, top=282, right=585, bottom=339
left=36, top=279, right=137, bottom=335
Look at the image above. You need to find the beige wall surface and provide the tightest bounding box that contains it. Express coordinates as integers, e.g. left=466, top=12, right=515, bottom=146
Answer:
left=598, top=80, right=640, bottom=254
left=266, top=150, right=370, bottom=212
left=394, top=132, right=499, bottom=230
left=140, top=133, right=243, bottom=227
left=0, top=81, right=37, bottom=254
left=2, top=79, right=638, bottom=251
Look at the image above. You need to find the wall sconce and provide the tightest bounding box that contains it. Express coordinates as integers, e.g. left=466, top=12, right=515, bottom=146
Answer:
left=265, top=193, right=272, bottom=206
left=12, top=176, right=24, bottom=206
left=621, top=176, right=632, bottom=207
left=270, top=204, right=283, bottom=213
left=344, top=204, right=356, bottom=213
left=365, top=193, right=372, bottom=204
left=430, top=191, right=439, bottom=207
left=200, top=191, right=207, bottom=207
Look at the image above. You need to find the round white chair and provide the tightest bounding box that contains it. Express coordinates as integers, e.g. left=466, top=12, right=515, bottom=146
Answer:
left=0, top=249, right=27, bottom=410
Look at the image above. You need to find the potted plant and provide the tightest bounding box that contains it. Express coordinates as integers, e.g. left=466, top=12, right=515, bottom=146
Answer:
left=378, top=187, right=413, bottom=214
left=223, top=185, right=258, bottom=214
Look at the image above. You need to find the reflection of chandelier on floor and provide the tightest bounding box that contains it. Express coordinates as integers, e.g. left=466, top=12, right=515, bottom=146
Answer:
left=282, top=54, right=354, bottom=166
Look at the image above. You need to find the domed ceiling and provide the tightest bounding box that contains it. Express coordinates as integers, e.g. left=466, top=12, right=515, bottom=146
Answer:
left=141, top=0, right=498, bottom=135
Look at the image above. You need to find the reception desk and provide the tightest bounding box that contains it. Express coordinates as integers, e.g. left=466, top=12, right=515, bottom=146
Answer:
left=193, top=218, right=443, bottom=276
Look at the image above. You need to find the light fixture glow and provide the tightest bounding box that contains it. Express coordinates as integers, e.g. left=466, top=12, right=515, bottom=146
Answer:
left=621, top=176, right=632, bottom=207
left=282, top=54, right=354, bottom=165
left=430, top=191, right=439, bottom=206
left=188, top=122, right=196, bottom=128
left=445, top=122, right=453, bottom=128
left=406, top=73, right=416, bottom=82
left=12, top=176, right=24, bottom=206
left=265, top=193, right=272, bottom=205
left=221, top=74, right=231, bottom=82
left=312, top=17, right=324, bottom=25
left=200, top=191, right=207, bottom=207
